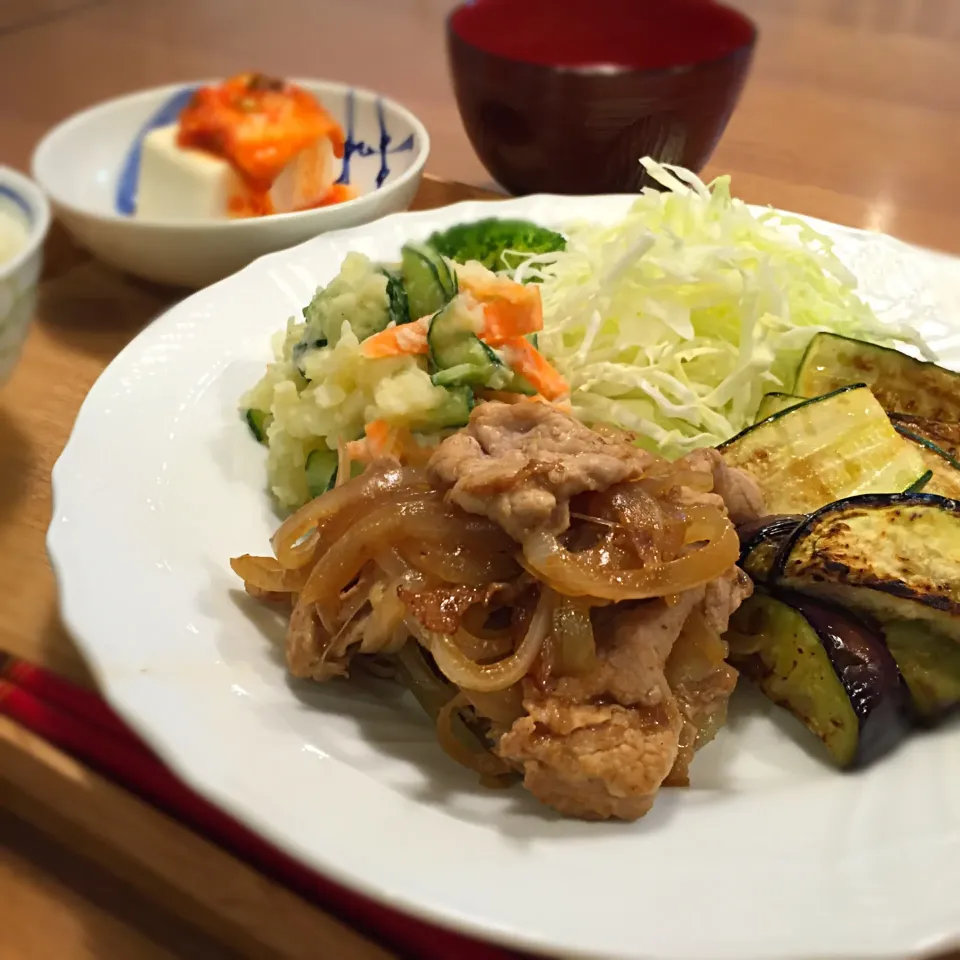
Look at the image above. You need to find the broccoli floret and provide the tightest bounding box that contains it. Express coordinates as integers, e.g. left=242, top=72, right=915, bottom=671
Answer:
left=427, top=218, right=566, bottom=273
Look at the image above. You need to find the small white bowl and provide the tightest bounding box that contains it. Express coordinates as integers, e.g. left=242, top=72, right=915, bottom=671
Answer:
left=0, top=167, right=50, bottom=387
left=31, top=79, right=430, bottom=288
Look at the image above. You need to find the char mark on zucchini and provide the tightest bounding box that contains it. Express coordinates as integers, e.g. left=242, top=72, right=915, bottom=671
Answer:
left=794, top=333, right=960, bottom=421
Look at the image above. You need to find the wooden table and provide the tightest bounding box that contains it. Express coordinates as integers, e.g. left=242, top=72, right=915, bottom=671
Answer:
left=2, top=1, right=960, bottom=958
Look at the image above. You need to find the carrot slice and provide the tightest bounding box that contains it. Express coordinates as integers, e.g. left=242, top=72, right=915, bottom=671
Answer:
left=499, top=337, right=569, bottom=402
left=456, top=273, right=543, bottom=344
left=480, top=291, right=543, bottom=345
left=346, top=419, right=434, bottom=464
left=360, top=318, right=430, bottom=358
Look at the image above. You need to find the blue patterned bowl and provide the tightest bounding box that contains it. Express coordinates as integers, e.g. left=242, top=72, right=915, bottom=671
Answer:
left=31, top=80, right=429, bottom=288
left=0, top=167, right=50, bottom=387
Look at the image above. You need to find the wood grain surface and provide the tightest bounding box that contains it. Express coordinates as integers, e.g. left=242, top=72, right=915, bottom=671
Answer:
left=1, top=1, right=959, bottom=958
left=4, top=0, right=960, bottom=251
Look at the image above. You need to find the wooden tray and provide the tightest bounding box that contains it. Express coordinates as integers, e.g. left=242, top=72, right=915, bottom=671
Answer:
left=0, top=175, right=498, bottom=960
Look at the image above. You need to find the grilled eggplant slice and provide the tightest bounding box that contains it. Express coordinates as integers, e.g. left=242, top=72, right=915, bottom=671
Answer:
left=774, top=493, right=960, bottom=642
left=727, top=589, right=909, bottom=767
left=882, top=620, right=960, bottom=721
left=794, top=333, right=960, bottom=421
left=721, top=384, right=928, bottom=514
left=737, top=515, right=804, bottom=584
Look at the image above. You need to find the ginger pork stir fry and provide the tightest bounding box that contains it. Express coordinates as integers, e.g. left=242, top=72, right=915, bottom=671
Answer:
left=232, top=402, right=763, bottom=820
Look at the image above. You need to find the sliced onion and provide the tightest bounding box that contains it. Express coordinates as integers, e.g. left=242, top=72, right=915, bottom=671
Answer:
left=271, top=461, right=426, bottom=569
left=523, top=505, right=738, bottom=601
left=429, top=587, right=555, bottom=692
left=552, top=597, right=597, bottom=675
left=452, top=628, right=514, bottom=662
left=399, top=537, right=519, bottom=585
left=360, top=578, right=409, bottom=654
left=462, top=685, right=525, bottom=725
left=436, top=693, right=513, bottom=778
left=229, top=554, right=309, bottom=593
left=299, top=495, right=444, bottom=610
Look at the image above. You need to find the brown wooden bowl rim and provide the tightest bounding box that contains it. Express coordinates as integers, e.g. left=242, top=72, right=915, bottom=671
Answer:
left=446, top=1, right=758, bottom=79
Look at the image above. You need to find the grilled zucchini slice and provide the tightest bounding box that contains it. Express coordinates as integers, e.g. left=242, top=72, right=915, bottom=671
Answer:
left=720, top=384, right=928, bottom=513
left=894, top=426, right=960, bottom=500
left=794, top=333, right=960, bottom=420
left=754, top=392, right=805, bottom=423
left=727, top=589, right=909, bottom=768
left=774, top=492, right=960, bottom=642
left=889, top=414, right=960, bottom=461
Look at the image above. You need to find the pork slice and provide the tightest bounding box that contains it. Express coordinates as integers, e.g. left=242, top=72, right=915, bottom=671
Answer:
left=702, top=565, right=754, bottom=635
left=428, top=402, right=654, bottom=542
left=496, top=592, right=701, bottom=820
left=549, top=589, right=703, bottom=707
left=678, top=447, right=765, bottom=525
left=497, top=689, right=683, bottom=820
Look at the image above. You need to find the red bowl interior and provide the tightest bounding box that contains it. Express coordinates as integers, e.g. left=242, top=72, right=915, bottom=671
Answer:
left=450, top=0, right=755, bottom=72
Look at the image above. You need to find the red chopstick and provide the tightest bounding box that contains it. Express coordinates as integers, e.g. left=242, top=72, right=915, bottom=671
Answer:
left=0, top=659, right=525, bottom=960
left=1, top=655, right=142, bottom=745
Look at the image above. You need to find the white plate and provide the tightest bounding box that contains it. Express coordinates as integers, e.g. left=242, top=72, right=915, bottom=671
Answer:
left=49, top=195, right=960, bottom=960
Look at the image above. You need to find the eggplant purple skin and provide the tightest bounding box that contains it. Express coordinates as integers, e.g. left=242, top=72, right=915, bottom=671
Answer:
left=778, top=589, right=913, bottom=767
left=737, top=515, right=804, bottom=583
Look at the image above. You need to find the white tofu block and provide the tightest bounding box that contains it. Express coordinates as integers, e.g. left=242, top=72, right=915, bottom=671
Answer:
left=136, top=125, right=243, bottom=220
left=136, top=123, right=337, bottom=221
left=268, top=137, right=335, bottom=214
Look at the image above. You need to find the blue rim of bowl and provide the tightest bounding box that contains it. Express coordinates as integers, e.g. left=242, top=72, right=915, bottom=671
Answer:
left=30, top=78, right=431, bottom=232
left=446, top=0, right=758, bottom=77
left=0, top=166, right=52, bottom=281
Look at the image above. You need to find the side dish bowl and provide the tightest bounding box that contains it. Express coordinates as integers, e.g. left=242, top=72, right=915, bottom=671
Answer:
left=31, top=79, right=430, bottom=288
left=0, top=166, right=50, bottom=387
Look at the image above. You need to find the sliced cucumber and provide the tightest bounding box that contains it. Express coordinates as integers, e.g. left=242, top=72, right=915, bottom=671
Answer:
left=755, top=392, right=805, bottom=423
left=401, top=244, right=457, bottom=321
left=432, top=363, right=480, bottom=387
left=380, top=267, right=411, bottom=326
left=428, top=300, right=504, bottom=387
left=424, top=246, right=458, bottom=299
left=305, top=449, right=339, bottom=499
left=504, top=371, right=538, bottom=396
left=408, top=385, right=474, bottom=431
left=720, top=383, right=929, bottom=514
left=245, top=409, right=271, bottom=444
left=794, top=333, right=960, bottom=421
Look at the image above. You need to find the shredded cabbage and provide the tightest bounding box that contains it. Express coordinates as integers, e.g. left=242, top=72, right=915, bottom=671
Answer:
left=521, top=158, right=931, bottom=455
